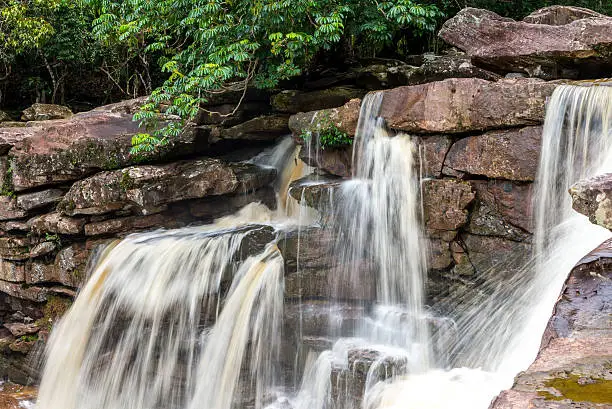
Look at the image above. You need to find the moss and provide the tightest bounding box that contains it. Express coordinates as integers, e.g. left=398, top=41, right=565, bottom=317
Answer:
left=1, top=160, right=15, bottom=198
left=119, top=170, right=134, bottom=191
left=538, top=374, right=612, bottom=404
left=35, top=295, right=73, bottom=330
left=19, top=334, right=38, bottom=342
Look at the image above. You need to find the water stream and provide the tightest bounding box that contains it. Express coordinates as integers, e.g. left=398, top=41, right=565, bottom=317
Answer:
left=35, top=84, right=611, bottom=409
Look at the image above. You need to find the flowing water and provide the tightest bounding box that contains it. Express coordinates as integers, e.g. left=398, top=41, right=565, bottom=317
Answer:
left=36, top=84, right=611, bottom=409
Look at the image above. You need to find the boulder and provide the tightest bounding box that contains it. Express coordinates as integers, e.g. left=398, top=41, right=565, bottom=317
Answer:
left=27, top=212, right=86, bottom=235
left=288, top=98, right=361, bottom=138
left=469, top=180, right=533, bottom=233
left=288, top=175, right=343, bottom=210
left=16, top=189, right=64, bottom=212
left=21, top=103, right=73, bottom=121
left=443, top=126, right=542, bottom=181
left=439, top=8, right=612, bottom=79
left=523, top=5, right=609, bottom=26
left=272, top=87, right=365, bottom=113
left=299, top=146, right=352, bottom=178
left=422, top=179, right=475, bottom=231
left=58, top=159, right=275, bottom=216
left=0, top=197, right=27, bottom=221
left=380, top=78, right=556, bottom=134
left=570, top=173, right=612, bottom=230
left=491, top=239, right=612, bottom=408
left=404, top=53, right=501, bottom=85
left=213, top=114, right=289, bottom=141
left=4, top=108, right=207, bottom=191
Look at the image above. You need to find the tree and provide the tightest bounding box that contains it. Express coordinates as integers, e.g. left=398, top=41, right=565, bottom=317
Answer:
left=87, top=0, right=442, bottom=154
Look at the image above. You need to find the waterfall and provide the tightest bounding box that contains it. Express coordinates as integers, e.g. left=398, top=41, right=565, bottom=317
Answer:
left=365, top=84, right=612, bottom=408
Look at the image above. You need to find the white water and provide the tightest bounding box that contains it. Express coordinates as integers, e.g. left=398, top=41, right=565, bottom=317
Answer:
left=36, top=84, right=611, bottom=409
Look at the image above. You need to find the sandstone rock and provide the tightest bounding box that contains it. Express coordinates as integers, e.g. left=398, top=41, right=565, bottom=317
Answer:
left=439, top=8, right=612, bottom=79
left=288, top=175, right=343, bottom=210
left=452, top=234, right=531, bottom=277
left=215, top=114, right=289, bottom=141
left=491, top=239, right=612, bottom=408
left=380, top=78, right=555, bottom=133
left=299, top=146, right=352, bottom=178
left=0, top=237, right=30, bottom=261
left=443, top=126, right=541, bottom=181
left=27, top=212, right=86, bottom=235
left=29, top=242, right=57, bottom=259
left=416, top=135, right=453, bottom=178
left=523, top=5, right=608, bottom=25
left=404, top=53, right=501, bottom=86
left=84, top=213, right=186, bottom=236
left=570, top=174, right=612, bottom=230
left=91, top=97, right=147, bottom=115
left=59, top=159, right=275, bottom=216
left=272, top=87, right=365, bottom=113
left=422, top=179, right=475, bottom=231
left=288, top=98, right=361, bottom=138
left=353, top=60, right=417, bottom=89
left=428, top=239, right=453, bottom=270
left=467, top=201, right=532, bottom=242
left=469, top=180, right=533, bottom=233
left=0, top=281, right=48, bottom=302
left=0, top=261, right=25, bottom=282
left=3, top=322, right=38, bottom=337
left=0, top=221, right=28, bottom=233
left=16, top=188, right=64, bottom=211
left=21, top=103, right=73, bottom=121
left=0, top=197, right=27, bottom=221
left=189, top=187, right=276, bottom=219
left=4, top=109, right=207, bottom=191
left=195, top=102, right=269, bottom=127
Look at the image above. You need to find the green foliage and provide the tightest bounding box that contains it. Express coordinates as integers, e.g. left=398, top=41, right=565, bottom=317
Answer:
left=87, top=0, right=442, bottom=153
left=1, top=161, right=15, bottom=198
left=19, top=334, right=39, bottom=342
left=301, top=125, right=353, bottom=150
left=44, top=232, right=61, bottom=246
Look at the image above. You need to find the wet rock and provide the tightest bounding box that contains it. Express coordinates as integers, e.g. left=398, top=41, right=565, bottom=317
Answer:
left=284, top=302, right=366, bottom=337
left=21, top=103, right=73, bottom=121
left=439, top=8, right=612, bottom=79
left=272, top=87, right=365, bottom=113
left=380, top=78, right=556, bottom=134
left=444, top=126, right=542, bottom=181
left=84, top=213, right=187, bottom=236
left=569, top=174, right=612, bottom=230
left=299, top=146, right=352, bottom=178
left=422, top=179, right=475, bottom=231
left=491, top=239, right=612, bottom=408
left=5, top=108, right=207, bottom=191
left=58, top=159, right=275, bottom=216
left=0, top=198, right=27, bottom=221
left=188, top=187, right=276, bottom=220
left=428, top=239, right=453, bottom=270
left=288, top=175, right=343, bottom=210
left=288, top=98, right=361, bottom=138
left=27, top=212, right=86, bottom=235
left=452, top=234, right=532, bottom=278
left=467, top=201, right=532, bottom=242
left=469, top=180, right=534, bottom=233
left=16, top=189, right=64, bottom=212
left=522, top=5, right=608, bottom=25
left=416, top=135, right=453, bottom=178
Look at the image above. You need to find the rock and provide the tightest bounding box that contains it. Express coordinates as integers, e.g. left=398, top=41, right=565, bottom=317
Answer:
left=288, top=175, right=343, bottom=210
left=0, top=221, right=28, bottom=233
left=91, top=97, right=147, bottom=115
left=570, top=174, right=612, bottom=230
left=405, top=53, right=501, bottom=85
left=0, top=237, right=30, bottom=261
left=353, top=60, right=417, bottom=89
left=27, top=212, right=86, bottom=235
left=0, top=197, right=27, bottom=221
left=0, top=261, right=25, bottom=282
left=439, top=8, right=612, bottom=79
left=29, top=242, right=57, bottom=258
left=4, top=108, right=207, bottom=191
left=428, top=239, right=453, bottom=270
left=21, top=103, right=73, bottom=121
left=3, top=322, right=38, bottom=337
left=416, top=135, right=453, bottom=178
left=0, top=111, right=11, bottom=122
left=195, top=102, right=270, bottom=127
left=0, top=281, right=48, bottom=302
left=380, top=78, right=556, bottom=134
left=523, top=5, right=608, bottom=26
left=452, top=234, right=531, bottom=277
left=214, top=114, right=289, bottom=141
left=58, top=159, right=275, bottom=216
left=16, top=188, right=64, bottom=211
left=299, top=146, right=352, bottom=178
left=469, top=180, right=534, bottom=233
left=272, top=87, right=365, bottom=113
left=84, top=213, right=187, bottom=236
left=422, top=179, right=475, bottom=231
left=189, top=187, right=276, bottom=219
left=491, top=239, right=612, bottom=408
left=288, top=98, right=361, bottom=138
left=443, top=126, right=542, bottom=181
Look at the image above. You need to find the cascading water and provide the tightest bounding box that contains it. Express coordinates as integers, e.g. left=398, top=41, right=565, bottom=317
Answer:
left=35, top=84, right=611, bottom=409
